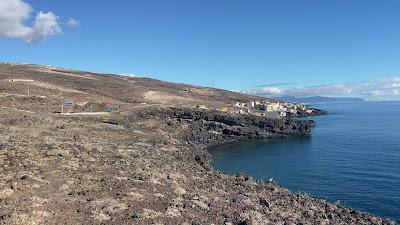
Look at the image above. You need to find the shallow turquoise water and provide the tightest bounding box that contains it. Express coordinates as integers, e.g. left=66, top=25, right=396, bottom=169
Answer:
left=209, top=101, right=400, bottom=222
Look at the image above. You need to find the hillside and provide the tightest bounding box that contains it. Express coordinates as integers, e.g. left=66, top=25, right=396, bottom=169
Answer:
left=0, top=63, right=272, bottom=114
left=0, top=62, right=394, bottom=225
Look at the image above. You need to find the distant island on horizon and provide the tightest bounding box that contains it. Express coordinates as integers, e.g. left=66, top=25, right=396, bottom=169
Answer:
left=273, top=96, right=365, bottom=104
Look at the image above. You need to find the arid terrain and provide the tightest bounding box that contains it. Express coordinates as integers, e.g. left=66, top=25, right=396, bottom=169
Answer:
left=0, top=62, right=396, bottom=225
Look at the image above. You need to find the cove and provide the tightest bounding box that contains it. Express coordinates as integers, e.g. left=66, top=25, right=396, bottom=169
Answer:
left=209, top=101, right=400, bottom=222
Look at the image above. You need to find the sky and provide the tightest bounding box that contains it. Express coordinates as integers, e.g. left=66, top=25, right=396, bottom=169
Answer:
left=1, top=0, right=400, bottom=100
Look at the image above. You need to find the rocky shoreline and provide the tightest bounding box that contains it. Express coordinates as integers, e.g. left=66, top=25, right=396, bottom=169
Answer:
left=295, top=107, right=328, bottom=117
left=0, top=63, right=396, bottom=224
left=104, top=106, right=395, bottom=224
left=125, top=107, right=316, bottom=148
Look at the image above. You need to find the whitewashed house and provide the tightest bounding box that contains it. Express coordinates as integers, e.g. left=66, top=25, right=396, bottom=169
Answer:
left=246, top=101, right=255, bottom=109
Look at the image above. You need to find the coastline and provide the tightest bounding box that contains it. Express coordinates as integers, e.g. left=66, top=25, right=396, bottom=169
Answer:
left=208, top=102, right=400, bottom=223
left=115, top=106, right=396, bottom=224
left=0, top=63, right=396, bottom=224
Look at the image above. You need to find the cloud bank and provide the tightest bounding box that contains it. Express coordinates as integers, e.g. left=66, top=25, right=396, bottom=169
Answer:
left=0, top=0, right=78, bottom=43
left=66, top=18, right=79, bottom=27
left=244, top=77, right=400, bottom=100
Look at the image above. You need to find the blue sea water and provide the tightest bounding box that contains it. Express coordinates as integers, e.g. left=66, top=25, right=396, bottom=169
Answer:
left=209, top=101, right=400, bottom=222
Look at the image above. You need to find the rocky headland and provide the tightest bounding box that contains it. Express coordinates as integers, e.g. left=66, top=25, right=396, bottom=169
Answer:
left=0, top=62, right=395, bottom=224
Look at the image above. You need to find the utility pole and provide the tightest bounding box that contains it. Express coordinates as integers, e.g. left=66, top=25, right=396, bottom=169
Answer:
left=27, top=85, right=30, bottom=97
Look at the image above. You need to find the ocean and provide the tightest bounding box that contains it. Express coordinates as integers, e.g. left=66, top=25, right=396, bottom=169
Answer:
left=209, top=101, right=400, bottom=222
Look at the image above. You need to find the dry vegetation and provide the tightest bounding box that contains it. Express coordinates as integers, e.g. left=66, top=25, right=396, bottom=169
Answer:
left=0, top=63, right=396, bottom=225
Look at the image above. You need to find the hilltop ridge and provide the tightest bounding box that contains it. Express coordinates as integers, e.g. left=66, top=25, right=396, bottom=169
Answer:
left=0, top=62, right=273, bottom=113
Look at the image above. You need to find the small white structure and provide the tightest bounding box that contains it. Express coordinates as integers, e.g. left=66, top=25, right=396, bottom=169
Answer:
left=234, top=102, right=246, bottom=108
left=62, top=99, right=76, bottom=114
left=196, top=105, right=207, bottom=109
left=246, top=101, right=255, bottom=109
left=238, top=109, right=246, bottom=114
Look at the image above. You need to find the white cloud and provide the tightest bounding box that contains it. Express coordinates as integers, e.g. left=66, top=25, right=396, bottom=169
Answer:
left=260, top=86, right=283, bottom=95
left=66, top=18, right=79, bottom=27
left=0, top=0, right=64, bottom=43
left=363, top=90, right=382, bottom=97
left=244, top=76, right=400, bottom=100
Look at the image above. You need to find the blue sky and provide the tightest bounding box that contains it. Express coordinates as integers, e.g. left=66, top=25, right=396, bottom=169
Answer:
left=1, top=0, right=400, bottom=99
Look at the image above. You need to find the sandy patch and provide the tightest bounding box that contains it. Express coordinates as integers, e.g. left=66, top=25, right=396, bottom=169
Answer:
left=34, top=68, right=97, bottom=80
left=5, top=79, right=84, bottom=94
left=190, top=88, right=214, bottom=95
left=144, top=91, right=194, bottom=104
left=0, top=93, right=26, bottom=98
left=0, top=93, right=47, bottom=98
left=0, top=106, right=36, bottom=114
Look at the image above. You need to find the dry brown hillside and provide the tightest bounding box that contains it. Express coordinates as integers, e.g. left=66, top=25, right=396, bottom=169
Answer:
left=0, top=62, right=394, bottom=225
left=0, top=62, right=271, bottom=114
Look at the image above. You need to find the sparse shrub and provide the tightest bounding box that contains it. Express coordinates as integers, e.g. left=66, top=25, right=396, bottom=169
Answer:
left=46, top=149, right=70, bottom=157
left=116, top=151, right=129, bottom=159
left=132, top=169, right=152, bottom=181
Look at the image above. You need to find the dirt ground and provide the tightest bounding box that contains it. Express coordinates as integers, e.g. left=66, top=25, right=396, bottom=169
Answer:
left=0, top=63, right=396, bottom=225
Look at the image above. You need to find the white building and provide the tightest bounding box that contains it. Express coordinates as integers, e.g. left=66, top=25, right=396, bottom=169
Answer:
left=246, top=101, right=255, bottom=108
left=279, top=111, right=287, bottom=117
left=234, top=102, right=246, bottom=108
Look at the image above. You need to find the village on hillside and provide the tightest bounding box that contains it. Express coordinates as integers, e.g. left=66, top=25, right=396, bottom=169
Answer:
left=232, top=100, right=320, bottom=118
left=198, top=100, right=320, bottom=119
left=1, top=62, right=322, bottom=118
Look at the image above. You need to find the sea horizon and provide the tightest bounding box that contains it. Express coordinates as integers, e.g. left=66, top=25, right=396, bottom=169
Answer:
left=210, top=101, right=400, bottom=222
